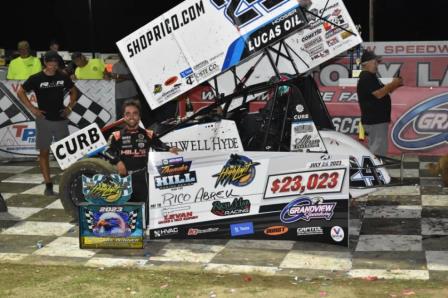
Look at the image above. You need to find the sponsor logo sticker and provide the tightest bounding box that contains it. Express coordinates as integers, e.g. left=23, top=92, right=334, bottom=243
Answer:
left=213, top=154, right=260, bottom=188
left=280, top=197, right=336, bottom=223
left=264, top=226, right=288, bottom=236
left=330, top=226, right=344, bottom=242
left=230, top=222, right=254, bottom=237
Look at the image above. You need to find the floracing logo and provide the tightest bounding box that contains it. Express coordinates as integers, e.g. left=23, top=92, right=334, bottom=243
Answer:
left=154, top=157, right=197, bottom=189
left=392, top=93, right=448, bottom=150
left=213, top=154, right=260, bottom=188
left=211, top=197, right=251, bottom=216
left=82, top=174, right=132, bottom=204
left=187, top=227, right=219, bottom=236
left=280, top=197, right=336, bottom=223
left=264, top=226, right=288, bottom=236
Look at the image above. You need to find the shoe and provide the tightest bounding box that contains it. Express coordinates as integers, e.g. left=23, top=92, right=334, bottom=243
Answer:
left=44, top=186, right=57, bottom=196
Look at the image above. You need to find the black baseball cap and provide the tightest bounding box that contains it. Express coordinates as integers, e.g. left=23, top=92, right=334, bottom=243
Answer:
left=361, top=50, right=382, bottom=63
left=43, top=51, right=60, bottom=62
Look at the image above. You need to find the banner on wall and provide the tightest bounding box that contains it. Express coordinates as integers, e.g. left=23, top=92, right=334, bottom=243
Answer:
left=148, top=151, right=349, bottom=246
left=117, top=0, right=362, bottom=109
left=323, top=87, right=448, bottom=156
left=316, top=41, right=448, bottom=88
left=0, top=80, right=115, bottom=159
left=180, top=41, right=448, bottom=156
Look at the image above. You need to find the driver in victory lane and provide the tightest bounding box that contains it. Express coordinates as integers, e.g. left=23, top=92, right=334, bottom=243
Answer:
left=104, top=100, right=180, bottom=225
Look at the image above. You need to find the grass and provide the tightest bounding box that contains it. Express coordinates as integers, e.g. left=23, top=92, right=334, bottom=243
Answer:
left=0, top=263, right=447, bottom=297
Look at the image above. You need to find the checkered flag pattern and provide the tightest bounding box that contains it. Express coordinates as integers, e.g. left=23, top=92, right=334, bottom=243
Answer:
left=0, top=85, right=29, bottom=128
left=114, top=174, right=133, bottom=198
left=128, top=211, right=138, bottom=230
left=84, top=210, right=95, bottom=231
left=69, top=95, right=112, bottom=129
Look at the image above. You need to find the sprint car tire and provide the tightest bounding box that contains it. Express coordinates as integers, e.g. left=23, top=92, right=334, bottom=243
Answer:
left=59, top=158, right=116, bottom=220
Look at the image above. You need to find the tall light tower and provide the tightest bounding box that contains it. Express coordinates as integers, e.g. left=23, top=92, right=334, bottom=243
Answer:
left=369, top=0, right=375, bottom=41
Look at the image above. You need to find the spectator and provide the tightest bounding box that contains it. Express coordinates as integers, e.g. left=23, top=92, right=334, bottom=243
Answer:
left=356, top=50, right=403, bottom=156
left=107, top=54, right=139, bottom=120
left=71, top=52, right=106, bottom=80
left=46, top=40, right=66, bottom=71
left=17, top=51, right=78, bottom=196
left=7, top=41, right=42, bottom=80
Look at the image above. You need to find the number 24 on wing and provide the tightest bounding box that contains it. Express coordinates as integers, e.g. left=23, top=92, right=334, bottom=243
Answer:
left=264, top=169, right=346, bottom=199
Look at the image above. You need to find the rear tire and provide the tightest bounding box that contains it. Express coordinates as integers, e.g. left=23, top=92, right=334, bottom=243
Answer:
left=59, top=158, right=115, bottom=220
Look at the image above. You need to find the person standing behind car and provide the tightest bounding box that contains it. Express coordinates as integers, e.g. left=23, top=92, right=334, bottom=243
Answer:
left=7, top=40, right=42, bottom=80
left=45, top=40, right=66, bottom=72
left=104, top=100, right=180, bottom=225
left=71, top=52, right=106, bottom=80
left=17, top=51, right=78, bottom=196
left=106, top=54, right=139, bottom=120
left=356, top=50, right=403, bottom=156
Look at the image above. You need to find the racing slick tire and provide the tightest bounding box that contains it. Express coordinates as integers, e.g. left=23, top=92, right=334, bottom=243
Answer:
left=59, top=158, right=116, bottom=220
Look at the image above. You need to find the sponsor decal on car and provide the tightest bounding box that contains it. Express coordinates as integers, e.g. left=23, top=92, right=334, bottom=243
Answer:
left=154, top=157, right=197, bottom=189
left=154, top=227, right=179, bottom=238
left=187, top=227, right=219, bottom=236
left=230, top=222, right=254, bottom=237
left=213, top=154, right=260, bottom=188
left=264, top=226, right=288, bottom=236
left=296, top=226, right=323, bottom=236
left=330, top=226, right=344, bottom=242
left=280, top=197, right=336, bottom=223
left=211, top=197, right=251, bottom=216
left=157, top=211, right=198, bottom=224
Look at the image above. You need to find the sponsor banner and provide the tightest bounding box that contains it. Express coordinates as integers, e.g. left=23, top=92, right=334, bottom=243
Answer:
left=323, top=87, right=448, bottom=156
left=160, top=120, right=243, bottom=152
left=317, top=41, right=448, bottom=88
left=117, top=0, right=361, bottom=109
left=0, top=80, right=115, bottom=160
left=79, top=203, right=144, bottom=249
left=82, top=174, right=133, bottom=204
left=148, top=151, right=349, bottom=246
left=50, top=123, right=108, bottom=170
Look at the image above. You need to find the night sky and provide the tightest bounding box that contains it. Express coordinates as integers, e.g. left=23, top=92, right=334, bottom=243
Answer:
left=1, top=0, right=447, bottom=53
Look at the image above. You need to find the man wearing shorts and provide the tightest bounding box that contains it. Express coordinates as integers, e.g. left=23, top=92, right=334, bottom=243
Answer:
left=17, top=51, right=78, bottom=196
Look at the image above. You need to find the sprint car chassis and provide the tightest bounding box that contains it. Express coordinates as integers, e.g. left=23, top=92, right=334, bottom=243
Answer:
left=59, top=76, right=407, bottom=219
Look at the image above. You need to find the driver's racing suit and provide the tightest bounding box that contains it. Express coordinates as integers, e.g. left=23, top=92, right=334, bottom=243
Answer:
left=104, top=127, right=170, bottom=225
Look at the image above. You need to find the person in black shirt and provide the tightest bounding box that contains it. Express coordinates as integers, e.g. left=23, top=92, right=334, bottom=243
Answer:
left=105, top=100, right=180, bottom=225
left=17, top=51, right=78, bottom=196
left=356, top=50, right=403, bottom=156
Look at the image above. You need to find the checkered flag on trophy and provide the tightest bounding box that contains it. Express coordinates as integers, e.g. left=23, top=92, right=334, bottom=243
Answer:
left=128, top=210, right=138, bottom=231
left=84, top=209, right=95, bottom=231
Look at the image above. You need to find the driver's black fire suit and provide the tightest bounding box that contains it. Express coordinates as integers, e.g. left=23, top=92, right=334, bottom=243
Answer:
left=104, top=127, right=170, bottom=225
